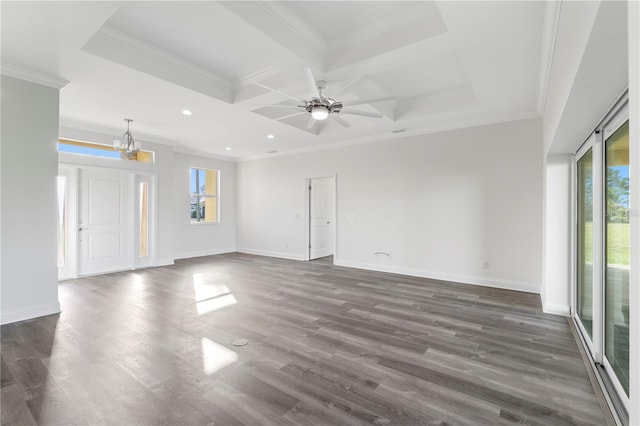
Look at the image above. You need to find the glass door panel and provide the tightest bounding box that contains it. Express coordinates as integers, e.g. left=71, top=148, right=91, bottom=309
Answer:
left=57, top=176, right=67, bottom=267
left=604, top=120, right=630, bottom=396
left=139, top=182, right=149, bottom=258
left=577, top=149, right=594, bottom=338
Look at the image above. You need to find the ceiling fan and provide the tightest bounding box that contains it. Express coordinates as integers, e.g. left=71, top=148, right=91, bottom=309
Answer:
left=252, top=68, right=394, bottom=130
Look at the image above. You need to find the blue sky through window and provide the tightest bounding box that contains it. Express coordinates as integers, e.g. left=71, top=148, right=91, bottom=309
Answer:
left=610, top=165, right=629, bottom=179
left=58, top=143, right=120, bottom=159
left=190, top=168, right=208, bottom=194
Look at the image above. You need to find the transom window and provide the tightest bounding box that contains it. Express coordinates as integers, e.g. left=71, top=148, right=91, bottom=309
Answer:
left=190, top=167, right=219, bottom=224
left=58, top=139, right=154, bottom=163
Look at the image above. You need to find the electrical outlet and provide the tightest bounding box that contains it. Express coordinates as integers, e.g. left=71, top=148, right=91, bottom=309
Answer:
left=481, top=260, right=490, bottom=269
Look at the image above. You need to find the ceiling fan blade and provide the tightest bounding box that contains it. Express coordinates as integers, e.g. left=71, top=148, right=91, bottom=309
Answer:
left=276, top=111, right=307, bottom=121
left=343, top=96, right=395, bottom=107
left=304, top=68, right=321, bottom=98
left=340, top=109, right=383, bottom=118
left=334, top=75, right=368, bottom=98
left=305, top=116, right=317, bottom=131
left=253, top=82, right=306, bottom=103
left=247, top=104, right=304, bottom=109
left=332, top=115, right=351, bottom=128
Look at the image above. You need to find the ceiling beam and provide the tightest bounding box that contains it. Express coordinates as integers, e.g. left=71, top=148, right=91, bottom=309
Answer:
left=219, top=1, right=325, bottom=72
left=82, top=25, right=233, bottom=103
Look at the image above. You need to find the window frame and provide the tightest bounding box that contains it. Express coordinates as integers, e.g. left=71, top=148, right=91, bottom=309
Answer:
left=58, top=138, right=155, bottom=163
left=573, top=94, right=630, bottom=420
left=189, top=167, right=219, bottom=224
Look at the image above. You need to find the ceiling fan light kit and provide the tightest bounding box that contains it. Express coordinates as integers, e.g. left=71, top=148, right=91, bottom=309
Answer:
left=310, top=105, right=330, bottom=120
left=252, top=68, right=392, bottom=130
left=305, top=80, right=341, bottom=120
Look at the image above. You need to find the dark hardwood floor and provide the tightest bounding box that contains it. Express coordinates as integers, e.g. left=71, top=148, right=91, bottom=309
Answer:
left=2, top=253, right=608, bottom=425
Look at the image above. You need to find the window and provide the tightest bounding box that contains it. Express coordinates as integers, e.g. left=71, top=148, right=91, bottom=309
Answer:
left=190, top=168, right=218, bottom=223
left=57, top=176, right=67, bottom=267
left=58, top=139, right=154, bottom=163
left=139, top=182, right=149, bottom=257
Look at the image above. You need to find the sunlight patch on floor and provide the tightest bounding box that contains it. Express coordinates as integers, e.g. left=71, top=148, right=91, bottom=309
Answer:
left=193, top=273, right=237, bottom=315
left=201, top=337, right=238, bottom=375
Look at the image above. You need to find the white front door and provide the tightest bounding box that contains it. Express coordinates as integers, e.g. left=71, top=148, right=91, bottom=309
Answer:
left=309, top=177, right=335, bottom=260
left=78, top=167, right=133, bottom=276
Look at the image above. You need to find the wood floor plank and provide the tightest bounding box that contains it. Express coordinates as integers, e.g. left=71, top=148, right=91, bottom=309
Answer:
left=1, top=253, right=608, bottom=425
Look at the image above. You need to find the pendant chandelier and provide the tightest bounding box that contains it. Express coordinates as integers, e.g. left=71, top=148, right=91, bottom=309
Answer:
left=113, top=118, right=139, bottom=160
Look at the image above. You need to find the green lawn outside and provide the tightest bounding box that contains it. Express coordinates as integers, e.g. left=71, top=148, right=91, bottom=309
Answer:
left=583, top=222, right=630, bottom=265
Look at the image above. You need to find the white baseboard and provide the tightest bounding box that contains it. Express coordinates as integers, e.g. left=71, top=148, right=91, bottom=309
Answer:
left=173, top=247, right=236, bottom=260
left=540, top=295, right=571, bottom=316
left=153, top=258, right=175, bottom=267
left=333, top=258, right=541, bottom=294
left=1, top=301, right=61, bottom=325
left=236, top=248, right=305, bottom=261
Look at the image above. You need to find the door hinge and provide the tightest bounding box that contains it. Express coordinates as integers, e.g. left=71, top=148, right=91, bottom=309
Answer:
left=308, top=244, right=311, bottom=249
left=309, top=185, right=312, bottom=190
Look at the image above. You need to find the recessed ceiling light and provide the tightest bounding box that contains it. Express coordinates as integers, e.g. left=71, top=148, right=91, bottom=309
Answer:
left=225, top=147, right=231, bottom=151
left=266, top=134, right=275, bottom=139
left=182, top=109, right=192, bottom=116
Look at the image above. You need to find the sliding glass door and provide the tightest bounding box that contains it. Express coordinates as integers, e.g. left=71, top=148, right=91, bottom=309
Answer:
left=575, top=99, right=629, bottom=416
left=604, top=120, right=630, bottom=397
left=577, top=149, right=594, bottom=339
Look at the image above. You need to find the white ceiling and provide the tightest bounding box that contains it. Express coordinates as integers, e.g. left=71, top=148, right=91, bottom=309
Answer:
left=1, top=1, right=551, bottom=160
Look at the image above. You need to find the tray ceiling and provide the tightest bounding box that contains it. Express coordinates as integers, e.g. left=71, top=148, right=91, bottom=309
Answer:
left=1, top=1, right=550, bottom=159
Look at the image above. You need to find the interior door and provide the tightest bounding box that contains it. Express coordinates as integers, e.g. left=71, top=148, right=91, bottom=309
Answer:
left=309, top=177, right=335, bottom=260
left=78, top=167, right=133, bottom=276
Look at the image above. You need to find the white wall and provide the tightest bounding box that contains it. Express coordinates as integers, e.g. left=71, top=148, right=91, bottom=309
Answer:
left=542, top=155, right=572, bottom=315
left=237, top=118, right=543, bottom=293
left=1, top=75, right=61, bottom=324
left=542, top=0, right=629, bottom=314
left=172, top=152, right=236, bottom=259
left=542, top=0, right=601, bottom=155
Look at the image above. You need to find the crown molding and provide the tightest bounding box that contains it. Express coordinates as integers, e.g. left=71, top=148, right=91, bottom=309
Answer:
left=97, top=25, right=230, bottom=88
left=254, top=1, right=325, bottom=56
left=59, top=118, right=236, bottom=162
left=537, top=0, right=562, bottom=115
left=238, top=111, right=540, bottom=162
left=233, top=65, right=280, bottom=89
left=173, top=145, right=236, bottom=163
left=59, top=118, right=178, bottom=148
left=1, top=64, right=69, bottom=89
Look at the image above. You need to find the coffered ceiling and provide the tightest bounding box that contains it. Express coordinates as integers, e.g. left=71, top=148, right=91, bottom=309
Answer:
left=1, top=1, right=554, bottom=159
